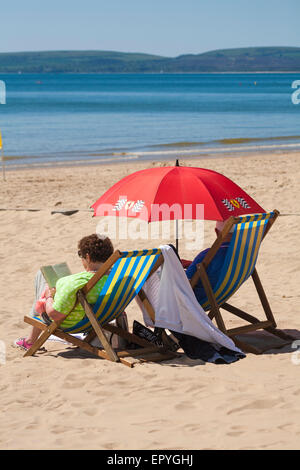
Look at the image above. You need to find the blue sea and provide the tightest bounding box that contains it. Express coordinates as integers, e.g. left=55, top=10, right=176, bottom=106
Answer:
left=0, top=73, right=299, bottom=168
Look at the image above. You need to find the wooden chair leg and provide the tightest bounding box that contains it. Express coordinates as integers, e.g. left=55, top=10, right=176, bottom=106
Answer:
left=23, top=318, right=61, bottom=357
left=221, top=302, right=261, bottom=325
left=83, top=330, right=97, bottom=343
left=138, top=289, right=156, bottom=323
left=198, top=264, right=227, bottom=333
left=23, top=313, right=178, bottom=367
left=231, top=336, right=263, bottom=355
left=251, top=268, right=277, bottom=327
left=266, top=326, right=296, bottom=341
left=77, top=291, right=119, bottom=363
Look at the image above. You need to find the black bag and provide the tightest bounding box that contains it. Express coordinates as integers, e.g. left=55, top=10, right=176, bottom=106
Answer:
left=132, top=320, right=164, bottom=347
left=132, top=321, right=180, bottom=351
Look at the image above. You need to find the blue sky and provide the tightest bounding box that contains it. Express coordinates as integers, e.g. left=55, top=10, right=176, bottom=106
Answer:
left=1, top=0, right=299, bottom=56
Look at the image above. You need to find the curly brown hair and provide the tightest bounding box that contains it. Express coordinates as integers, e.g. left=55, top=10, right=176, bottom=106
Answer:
left=78, top=234, right=114, bottom=263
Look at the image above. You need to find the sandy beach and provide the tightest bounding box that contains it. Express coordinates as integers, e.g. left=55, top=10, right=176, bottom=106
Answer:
left=0, top=150, right=300, bottom=450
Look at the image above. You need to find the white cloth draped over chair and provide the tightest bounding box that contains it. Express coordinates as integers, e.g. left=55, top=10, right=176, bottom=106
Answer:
left=137, top=245, right=242, bottom=353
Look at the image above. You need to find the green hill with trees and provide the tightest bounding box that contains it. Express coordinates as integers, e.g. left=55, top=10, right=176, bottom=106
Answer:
left=0, top=47, right=300, bottom=73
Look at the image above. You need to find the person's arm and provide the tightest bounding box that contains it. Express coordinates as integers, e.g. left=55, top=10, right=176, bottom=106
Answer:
left=185, top=250, right=207, bottom=280
left=44, top=298, right=67, bottom=322
left=44, top=286, right=66, bottom=322
left=47, top=273, right=90, bottom=323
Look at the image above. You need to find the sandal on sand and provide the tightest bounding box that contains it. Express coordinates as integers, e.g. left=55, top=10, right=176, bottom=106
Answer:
left=13, top=338, right=33, bottom=351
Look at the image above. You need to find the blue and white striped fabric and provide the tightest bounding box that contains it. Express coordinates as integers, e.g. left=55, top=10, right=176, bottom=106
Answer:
left=199, top=212, right=275, bottom=311
left=62, top=249, right=161, bottom=333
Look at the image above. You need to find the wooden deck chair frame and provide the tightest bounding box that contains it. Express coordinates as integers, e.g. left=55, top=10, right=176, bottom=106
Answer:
left=189, top=209, right=294, bottom=354
left=23, top=249, right=179, bottom=368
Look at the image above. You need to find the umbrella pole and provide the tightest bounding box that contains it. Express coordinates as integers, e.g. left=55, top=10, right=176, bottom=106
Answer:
left=175, top=219, right=179, bottom=254
left=175, top=160, right=179, bottom=253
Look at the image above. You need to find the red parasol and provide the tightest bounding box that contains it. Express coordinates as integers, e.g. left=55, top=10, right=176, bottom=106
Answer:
left=91, top=164, right=265, bottom=222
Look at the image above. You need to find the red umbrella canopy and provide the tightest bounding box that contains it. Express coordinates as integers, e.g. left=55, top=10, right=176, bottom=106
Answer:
left=91, top=166, right=265, bottom=222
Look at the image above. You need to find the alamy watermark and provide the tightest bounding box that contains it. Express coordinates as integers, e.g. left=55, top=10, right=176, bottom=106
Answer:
left=0, top=340, right=6, bottom=365
left=0, top=80, right=6, bottom=104
left=96, top=200, right=205, bottom=251
left=291, top=340, right=300, bottom=365
left=291, top=80, right=300, bottom=105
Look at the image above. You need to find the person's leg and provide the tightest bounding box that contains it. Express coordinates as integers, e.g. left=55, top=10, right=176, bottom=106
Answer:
left=26, top=325, right=43, bottom=344
left=15, top=320, right=47, bottom=349
left=29, top=270, right=47, bottom=317
left=14, top=271, right=48, bottom=350
left=28, top=270, right=49, bottom=342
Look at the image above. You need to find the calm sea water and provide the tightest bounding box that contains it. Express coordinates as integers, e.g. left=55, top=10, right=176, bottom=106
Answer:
left=0, top=73, right=299, bottom=168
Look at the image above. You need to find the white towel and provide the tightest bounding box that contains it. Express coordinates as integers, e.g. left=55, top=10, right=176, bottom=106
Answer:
left=48, top=333, right=86, bottom=344
left=138, top=245, right=242, bottom=353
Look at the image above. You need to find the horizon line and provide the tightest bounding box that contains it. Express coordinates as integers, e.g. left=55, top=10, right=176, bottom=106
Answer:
left=0, top=45, right=300, bottom=58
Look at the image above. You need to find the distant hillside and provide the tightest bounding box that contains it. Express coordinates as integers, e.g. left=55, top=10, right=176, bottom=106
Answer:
left=0, top=50, right=166, bottom=73
left=168, top=47, right=300, bottom=72
left=0, top=47, right=300, bottom=73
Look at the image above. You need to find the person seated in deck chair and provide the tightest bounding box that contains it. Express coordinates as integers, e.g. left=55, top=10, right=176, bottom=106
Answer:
left=13, top=234, right=114, bottom=351
left=185, top=220, right=233, bottom=304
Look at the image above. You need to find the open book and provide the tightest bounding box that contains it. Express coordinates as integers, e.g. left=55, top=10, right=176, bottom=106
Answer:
left=40, top=262, right=72, bottom=288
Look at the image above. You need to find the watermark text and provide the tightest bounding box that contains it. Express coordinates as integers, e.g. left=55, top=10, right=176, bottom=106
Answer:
left=291, top=340, right=300, bottom=365
left=0, top=80, right=6, bottom=104
left=0, top=340, right=6, bottom=365
left=291, top=80, right=300, bottom=105
left=96, top=201, right=205, bottom=251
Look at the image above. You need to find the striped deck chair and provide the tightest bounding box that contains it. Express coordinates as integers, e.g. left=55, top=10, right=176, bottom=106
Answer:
left=23, top=249, right=178, bottom=367
left=189, top=210, right=294, bottom=354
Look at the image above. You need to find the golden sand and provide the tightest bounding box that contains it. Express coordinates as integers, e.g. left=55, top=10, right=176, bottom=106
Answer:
left=0, top=151, right=299, bottom=450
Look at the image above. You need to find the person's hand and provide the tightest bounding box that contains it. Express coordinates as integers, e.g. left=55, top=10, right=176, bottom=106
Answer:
left=49, top=287, right=56, bottom=298
left=45, top=286, right=56, bottom=299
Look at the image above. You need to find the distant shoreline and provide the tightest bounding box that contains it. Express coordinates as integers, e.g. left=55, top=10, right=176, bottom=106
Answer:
left=3, top=146, right=300, bottom=173
left=1, top=47, right=300, bottom=73
left=3, top=134, right=300, bottom=171
left=1, top=71, right=300, bottom=75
